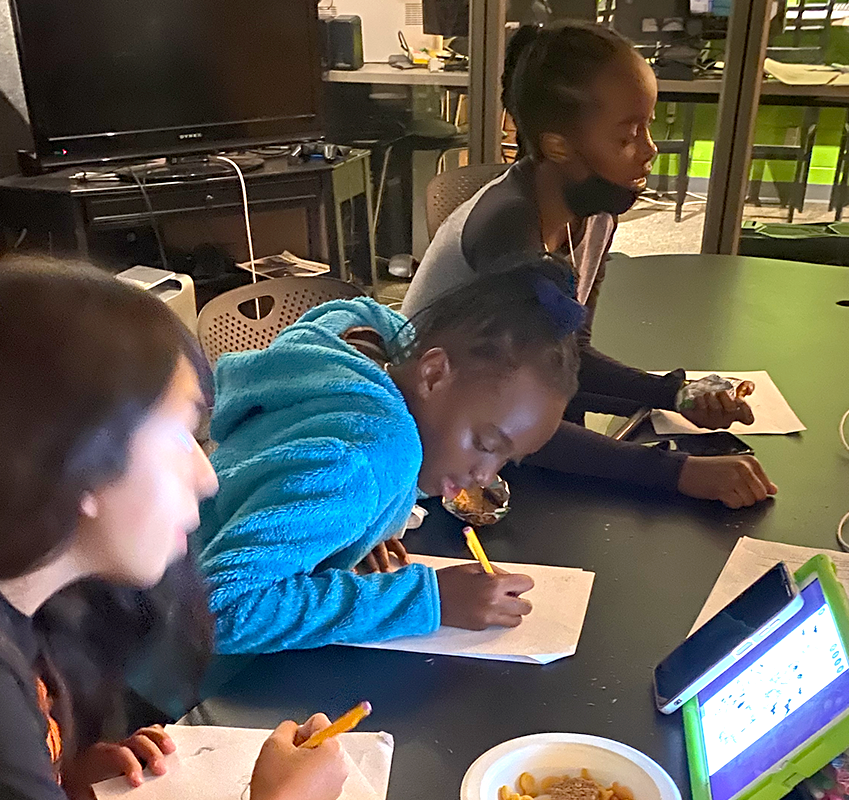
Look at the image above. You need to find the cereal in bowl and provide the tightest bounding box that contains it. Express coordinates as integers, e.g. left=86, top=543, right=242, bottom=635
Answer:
left=499, top=768, right=635, bottom=800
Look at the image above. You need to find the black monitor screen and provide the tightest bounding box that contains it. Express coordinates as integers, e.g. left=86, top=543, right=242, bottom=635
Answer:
left=612, top=0, right=690, bottom=44
left=11, top=0, right=324, bottom=166
left=422, top=0, right=469, bottom=37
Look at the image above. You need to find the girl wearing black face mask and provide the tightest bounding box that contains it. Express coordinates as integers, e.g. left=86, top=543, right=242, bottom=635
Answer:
left=403, top=21, right=777, bottom=510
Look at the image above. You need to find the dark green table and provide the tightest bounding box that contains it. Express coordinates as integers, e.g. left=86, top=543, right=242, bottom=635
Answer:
left=186, top=254, right=849, bottom=800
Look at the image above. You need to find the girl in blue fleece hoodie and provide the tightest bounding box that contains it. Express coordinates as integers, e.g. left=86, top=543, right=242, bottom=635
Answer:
left=193, top=260, right=584, bottom=654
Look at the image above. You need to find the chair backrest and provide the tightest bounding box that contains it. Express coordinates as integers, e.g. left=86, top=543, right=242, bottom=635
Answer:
left=769, top=0, right=835, bottom=63
left=197, top=276, right=366, bottom=366
left=426, top=163, right=510, bottom=240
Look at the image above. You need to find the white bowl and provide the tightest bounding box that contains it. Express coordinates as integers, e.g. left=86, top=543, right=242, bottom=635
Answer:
left=460, top=733, right=682, bottom=800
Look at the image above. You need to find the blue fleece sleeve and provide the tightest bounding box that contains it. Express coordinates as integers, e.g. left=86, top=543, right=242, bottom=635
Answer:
left=197, top=439, right=440, bottom=654
left=208, top=564, right=440, bottom=653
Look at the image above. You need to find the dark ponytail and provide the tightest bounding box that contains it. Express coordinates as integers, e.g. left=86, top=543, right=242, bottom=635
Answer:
left=503, top=21, right=635, bottom=158
left=396, top=256, right=584, bottom=399
left=502, top=23, right=543, bottom=111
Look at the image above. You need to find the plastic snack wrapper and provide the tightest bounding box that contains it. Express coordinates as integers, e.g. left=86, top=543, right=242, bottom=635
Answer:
left=442, top=476, right=511, bottom=527
left=674, top=374, right=755, bottom=412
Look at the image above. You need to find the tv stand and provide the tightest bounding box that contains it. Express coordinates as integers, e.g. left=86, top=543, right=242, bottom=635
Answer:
left=114, top=153, right=265, bottom=183
left=0, top=149, right=377, bottom=287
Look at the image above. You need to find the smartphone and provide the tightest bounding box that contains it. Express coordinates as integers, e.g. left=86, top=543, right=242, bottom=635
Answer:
left=666, top=431, right=754, bottom=457
left=653, top=562, right=803, bottom=714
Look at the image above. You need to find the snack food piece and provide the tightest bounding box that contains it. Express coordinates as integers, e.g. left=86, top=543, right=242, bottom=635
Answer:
left=734, top=379, right=755, bottom=400
left=454, top=485, right=505, bottom=515
left=499, top=768, right=635, bottom=800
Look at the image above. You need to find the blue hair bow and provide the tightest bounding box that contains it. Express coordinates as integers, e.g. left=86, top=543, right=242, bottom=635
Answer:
left=532, top=275, right=587, bottom=336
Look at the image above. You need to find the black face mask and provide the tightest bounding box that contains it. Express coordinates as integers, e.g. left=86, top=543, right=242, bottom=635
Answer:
left=562, top=173, right=642, bottom=218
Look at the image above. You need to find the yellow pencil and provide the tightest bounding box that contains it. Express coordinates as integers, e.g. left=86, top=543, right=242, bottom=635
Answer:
left=463, top=527, right=490, bottom=571
left=463, top=526, right=494, bottom=574
left=300, top=701, right=372, bottom=749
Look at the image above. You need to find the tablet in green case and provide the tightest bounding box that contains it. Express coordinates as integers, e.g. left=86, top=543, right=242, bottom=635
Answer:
left=684, top=554, right=849, bottom=800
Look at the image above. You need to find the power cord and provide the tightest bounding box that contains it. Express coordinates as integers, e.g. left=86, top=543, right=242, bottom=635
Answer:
left=837, top=510, right=849, bottom=552
left=211, top=155, right=260, bottom=317
left=211, top=156, right=256, bottom=280
left=128, top=167, right=169, bottom=271
left=837, top=408, right=849, bottom=550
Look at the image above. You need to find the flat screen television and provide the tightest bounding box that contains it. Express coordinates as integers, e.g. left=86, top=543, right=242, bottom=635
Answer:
left=10, top=0, right=325, bottom=169
left=422, top=0, right=596, bottom=36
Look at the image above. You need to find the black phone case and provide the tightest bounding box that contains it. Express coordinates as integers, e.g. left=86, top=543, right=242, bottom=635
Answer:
left=668, top=431, right=754, bottom=457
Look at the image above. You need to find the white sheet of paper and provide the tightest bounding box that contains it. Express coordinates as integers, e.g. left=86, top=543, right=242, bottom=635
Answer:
left=764, top=58, right=849, bottom=86
left=93, top=726, right=394, bottom=800
left=689, top=537, right=849, bottom=635
left=650, top=370, right=805, bottom=435
left=349, top=555, right=595, bottom=664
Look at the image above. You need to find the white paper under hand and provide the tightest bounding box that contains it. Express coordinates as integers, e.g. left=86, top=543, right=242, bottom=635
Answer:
left=651, top=370, right=805, bottom=435
left=92, top=726, right=393, bottom=800
left=350, top=555, right=595, bottom=664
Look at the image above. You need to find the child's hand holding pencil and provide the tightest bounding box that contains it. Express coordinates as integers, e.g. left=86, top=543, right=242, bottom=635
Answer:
left=434, top=528, right=534, bottom=630
left=250, top=713, right=349, bottom=800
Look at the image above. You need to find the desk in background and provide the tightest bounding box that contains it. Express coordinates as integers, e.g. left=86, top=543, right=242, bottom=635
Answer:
left=657, top=77, right=849, bottom=107
left=325, top=62, right=469, bottom=87
left=325, top=65, right=849, bottom=106
left=185, top=254, right=849, bottom=800
left=0, top=151, right=378, bottom=288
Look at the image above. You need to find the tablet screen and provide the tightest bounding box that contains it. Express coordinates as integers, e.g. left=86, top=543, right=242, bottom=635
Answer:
left=697, top=577, right=849, bottom=800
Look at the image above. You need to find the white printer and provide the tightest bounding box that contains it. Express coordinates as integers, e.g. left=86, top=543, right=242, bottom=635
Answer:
left=115, top=266, right=197, bottom=334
